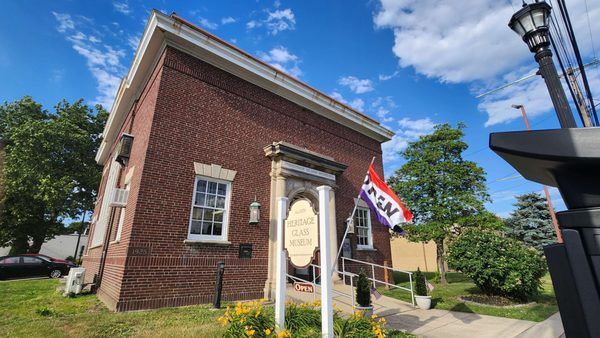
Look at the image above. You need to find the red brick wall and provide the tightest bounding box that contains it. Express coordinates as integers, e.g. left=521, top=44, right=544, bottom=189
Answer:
left=82, top=51, right=166, bottom=309
left=87, top=45, right=393, bottom=311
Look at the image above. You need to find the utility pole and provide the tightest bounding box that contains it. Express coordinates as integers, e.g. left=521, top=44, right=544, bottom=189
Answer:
left=512, top=104, right=563, bottom=243
left=566, top=67, right=594, bottom=127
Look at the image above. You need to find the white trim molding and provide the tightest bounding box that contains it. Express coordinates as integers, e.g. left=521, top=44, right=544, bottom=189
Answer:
left=193, top=162, right=237, bottom=181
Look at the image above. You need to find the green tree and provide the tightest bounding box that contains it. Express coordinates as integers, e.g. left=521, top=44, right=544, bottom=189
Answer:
left=387, top=123, right=490, bottom=283
left=505, top=192, right=556, bottom=250
left=0, top=97, right=107, bottom=253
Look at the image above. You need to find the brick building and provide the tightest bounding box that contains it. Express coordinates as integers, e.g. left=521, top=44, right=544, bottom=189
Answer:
left=83, top=11, right=395, bottom=312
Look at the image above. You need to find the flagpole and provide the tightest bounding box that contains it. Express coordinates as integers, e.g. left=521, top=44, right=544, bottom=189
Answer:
left=330, top=157, right=376, bottom=275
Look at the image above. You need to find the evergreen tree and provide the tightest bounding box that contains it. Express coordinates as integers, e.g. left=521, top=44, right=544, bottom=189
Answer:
left=387, top=123, right=490, bottom=283
left=505, top=192, right=556, bottom=250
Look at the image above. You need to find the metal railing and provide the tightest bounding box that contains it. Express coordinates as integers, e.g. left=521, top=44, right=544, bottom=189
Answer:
left=286, top=257, right=416, bottom=307
left=340, top=257, right=415, bottom=306
left=286, top=262, right=355, bottom=305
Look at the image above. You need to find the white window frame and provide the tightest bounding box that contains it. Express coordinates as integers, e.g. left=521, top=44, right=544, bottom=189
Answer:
left=355, top=207, right=373, bottom=249
left=187, top=176, right=232, bottom=241
left=114, top=184, right=129, bottom=242
left=91, top=157, right=121, bottom=247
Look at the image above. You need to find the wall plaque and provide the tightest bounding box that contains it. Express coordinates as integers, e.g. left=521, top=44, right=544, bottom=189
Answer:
left=239, top=244, right=253, bottom=258
left=128, top=246, right=151, bottom=256
left=342, top=238, right=352, bottom=258
left=285, top=199, right=319, bottom=268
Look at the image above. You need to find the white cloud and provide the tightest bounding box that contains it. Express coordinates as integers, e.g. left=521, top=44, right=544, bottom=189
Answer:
left=113, top=1, right=131, bottom=15
left=371, top=96, right=396, bottom=123
left=127, top=34, right=140, bottom=51
left=373, top=0, right=600, bottom=129
left=338, top=76, right=374, bottom=94
left=373, top=0, right=528, bottom=83
left=330, top=91, right=365, bottom=111
left=258, top=46, right=303, bottom=77
left=382, top=117, right=435, bottom=163
left=259, top=46, right=297, bottom=63
left=52, top=12, right=74, bottom=33
left=266, top=9, right=295, bottom=34
left=378, top=70, right=399, bottom=81
left=52, top=12, right=127, bottom=108
left=50, top=69, right=65, bottom=83
left=221, top=16, right=236, bottom=25
left=199, top=17, right=218, bottom=30
left=248, top=8, right=296, bottom=35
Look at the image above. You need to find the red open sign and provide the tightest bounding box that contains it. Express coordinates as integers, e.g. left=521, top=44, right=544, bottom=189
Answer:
left=293, top=282, right=314, bottom=293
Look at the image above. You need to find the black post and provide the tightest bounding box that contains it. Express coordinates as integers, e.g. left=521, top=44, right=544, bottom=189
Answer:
left=213, top=262, right=225, bottom=309
left=73, top=210, right=87, bottom=261
left=534, top=48, right=577, bottom=128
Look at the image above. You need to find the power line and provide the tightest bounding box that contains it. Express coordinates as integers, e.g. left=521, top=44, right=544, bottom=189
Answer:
left=555, top=0, right=599, bottom=124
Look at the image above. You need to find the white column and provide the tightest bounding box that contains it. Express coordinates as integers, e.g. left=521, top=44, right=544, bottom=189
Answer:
left=275, top=197, right=288, bottom=331
left=317, top=185, right=333, bottom=338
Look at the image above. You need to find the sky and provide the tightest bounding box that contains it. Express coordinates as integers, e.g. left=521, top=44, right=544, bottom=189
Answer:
left=1, top=0, right=599, bottom=218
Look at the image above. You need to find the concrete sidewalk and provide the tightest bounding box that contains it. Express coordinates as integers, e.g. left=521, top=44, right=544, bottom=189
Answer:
left=286, top=281, right=564, bottom=338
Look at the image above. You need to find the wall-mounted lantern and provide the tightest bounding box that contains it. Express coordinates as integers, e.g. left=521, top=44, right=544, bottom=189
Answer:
left=345, top=216, right=354, bottom=234
left=249, top=198, right=261, bottom=225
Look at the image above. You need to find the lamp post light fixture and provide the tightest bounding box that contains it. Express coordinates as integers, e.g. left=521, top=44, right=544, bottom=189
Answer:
left=508, top=1, right=577, bottom=128
left=249, top=199, right=261, bottom=225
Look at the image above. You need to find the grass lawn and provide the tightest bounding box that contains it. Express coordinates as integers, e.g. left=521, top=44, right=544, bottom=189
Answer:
left=382, top=272, right=558, bottom=322
left=0, top=278, right=225, bottom=337
left=0, top=278, right=417, bottom=338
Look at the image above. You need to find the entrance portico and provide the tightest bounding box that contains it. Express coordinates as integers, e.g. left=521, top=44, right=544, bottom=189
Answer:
left=263, top=142, right=347, bottom=300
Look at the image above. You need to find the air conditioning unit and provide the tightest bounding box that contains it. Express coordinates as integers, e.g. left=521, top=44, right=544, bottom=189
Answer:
left=115, top=133, right=134, bottom=166
left=110, top=188, right=129, bottom=208
left=64, top=267, right=86, bottom=296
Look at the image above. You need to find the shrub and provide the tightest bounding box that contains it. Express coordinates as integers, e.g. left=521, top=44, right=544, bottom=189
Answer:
left=414, top=268, right=427, bottom=296
left=356, top=270, right=372, bottom=307
left=447, top=229, right=547, bottom=301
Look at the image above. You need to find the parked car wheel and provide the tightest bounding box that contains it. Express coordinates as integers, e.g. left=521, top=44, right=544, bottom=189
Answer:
left=49, top=269, right=62, bottom=278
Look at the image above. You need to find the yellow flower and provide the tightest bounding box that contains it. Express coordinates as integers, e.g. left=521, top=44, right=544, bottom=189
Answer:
left=265, top=328, right=272, bottom=335
left=277, top=330, right=292, bottom=338
left=245, top=329, right=255, bottom=337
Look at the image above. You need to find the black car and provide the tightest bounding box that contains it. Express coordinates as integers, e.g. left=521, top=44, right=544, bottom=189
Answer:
left=0, top=255, right=72, bottom=280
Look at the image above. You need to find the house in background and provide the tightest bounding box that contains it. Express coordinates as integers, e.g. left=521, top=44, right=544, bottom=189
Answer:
left=83, top=11, right=396, bottom=312
left=389, top=237, right=438, bottom=273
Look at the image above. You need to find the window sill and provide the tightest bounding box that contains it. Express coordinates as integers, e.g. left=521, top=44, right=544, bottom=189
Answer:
left=357, top=247, right=377, bottom=252
left=89, top=243, right=103, bottom=250
left=184, top=239, right=231, bottom=246
left=110, top=239, right=121, bottom=245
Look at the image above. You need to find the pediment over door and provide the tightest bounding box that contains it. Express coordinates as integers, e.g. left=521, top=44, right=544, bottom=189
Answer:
left=264, top=142, right=347, bottom=186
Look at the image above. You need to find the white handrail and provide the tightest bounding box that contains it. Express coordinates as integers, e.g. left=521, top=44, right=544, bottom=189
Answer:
left=287, top=257, right=416, bottom=307
left=340, top=257, right=415, bottom=306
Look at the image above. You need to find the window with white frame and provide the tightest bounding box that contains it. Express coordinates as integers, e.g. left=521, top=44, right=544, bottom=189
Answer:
left=355, top=207, right=373, bottom=249
left=91, top=158, right=121, bottom=247
left=114, top=184, right=129, bottom=242
left=188, top=177, right=231, bottom=241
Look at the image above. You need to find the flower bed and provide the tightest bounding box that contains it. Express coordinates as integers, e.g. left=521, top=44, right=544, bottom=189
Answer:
left=218, top=299, right=412, bottom=337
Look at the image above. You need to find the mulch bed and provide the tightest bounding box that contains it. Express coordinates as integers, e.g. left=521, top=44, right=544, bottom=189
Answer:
left=459, top=295, right=534, bottom=308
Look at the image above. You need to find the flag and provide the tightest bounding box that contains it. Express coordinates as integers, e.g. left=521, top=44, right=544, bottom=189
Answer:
left=425, top=278, right=434, bottom=292
left=359, top=163, right=412, bottom=229
left=370, top=285, right=382, bottom=300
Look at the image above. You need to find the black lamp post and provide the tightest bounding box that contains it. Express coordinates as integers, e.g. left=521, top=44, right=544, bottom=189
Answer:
left=489, top=2, right=600, bottom=337
left=508, top=1, right=577, bottom=128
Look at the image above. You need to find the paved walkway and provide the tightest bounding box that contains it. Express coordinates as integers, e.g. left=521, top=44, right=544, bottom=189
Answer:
left=286, top=281, right=564, bottom=338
